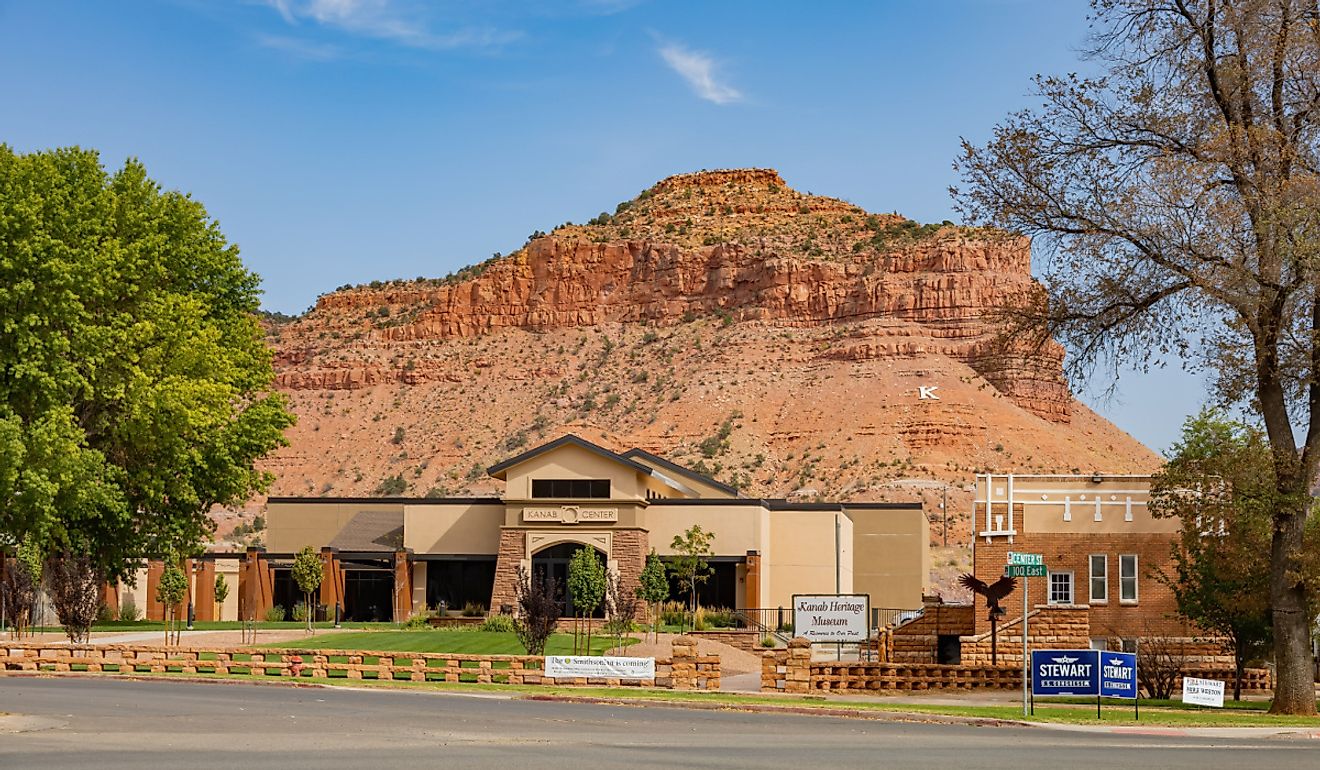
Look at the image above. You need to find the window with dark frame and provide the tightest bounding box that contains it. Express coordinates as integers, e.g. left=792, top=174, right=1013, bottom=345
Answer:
left=1089, top=554, right=1107, bottom=603
left=1049, top=571, right=1074, bottom=604
left=531, top=479, right=611, bottom=498
left=1120, top=554, right=1139, bottom=602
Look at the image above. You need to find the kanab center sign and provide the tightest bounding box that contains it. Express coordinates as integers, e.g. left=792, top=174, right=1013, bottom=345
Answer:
left=793, top=594, right=870, bottom=643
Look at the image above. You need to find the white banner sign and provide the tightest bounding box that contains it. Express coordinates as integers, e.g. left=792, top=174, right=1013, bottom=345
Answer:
left=1181, top=676, right=1225, bottom=708
left=792, top=594, right=870, bottom=643
left=544, top=655, right=655, bottom=680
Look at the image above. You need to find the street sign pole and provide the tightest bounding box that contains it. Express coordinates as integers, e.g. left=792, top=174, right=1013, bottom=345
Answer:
left=1022, top=574, right=1028, bottom=717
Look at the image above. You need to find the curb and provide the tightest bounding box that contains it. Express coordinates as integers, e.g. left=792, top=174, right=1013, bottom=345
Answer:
left=520, top=693, right=1032, bottom=727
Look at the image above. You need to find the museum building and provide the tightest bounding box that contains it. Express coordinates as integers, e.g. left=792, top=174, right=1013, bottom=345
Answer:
left=247, top=435, right=930, bottom=623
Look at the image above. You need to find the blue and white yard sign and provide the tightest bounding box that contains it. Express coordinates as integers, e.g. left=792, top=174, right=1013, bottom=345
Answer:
left=1031, top=649, right=1099, bottom=696
left=1099, top=651, right=1138, bottom=699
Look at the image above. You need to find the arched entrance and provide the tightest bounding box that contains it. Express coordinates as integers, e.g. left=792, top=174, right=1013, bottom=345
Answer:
left=531, top=542, right=606, bottom=618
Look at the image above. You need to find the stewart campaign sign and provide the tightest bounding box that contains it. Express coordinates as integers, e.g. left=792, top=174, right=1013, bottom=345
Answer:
left=1099, top=651, right=1138, bottom=699
left=1032, top=649, right=1100, bottom=696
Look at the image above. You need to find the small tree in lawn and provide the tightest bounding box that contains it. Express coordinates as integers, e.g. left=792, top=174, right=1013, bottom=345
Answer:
left=47, top=553, right=102, bottom=644
left=636, top=550, right=669, bottom=642
left=155, top=561, right=188, bottom=646
left=669, top=525, right=713, bottom=633
left=567, top=547, right=606, bottom=654
left=513, top=565, right=559, bottom=657
left=213, top=574, right=230, bottom=621
left=2, top=542, right=42, bottom=639
left=291, top=545, right=323, bottom=634
left=604, top=570, right=638, bottom=654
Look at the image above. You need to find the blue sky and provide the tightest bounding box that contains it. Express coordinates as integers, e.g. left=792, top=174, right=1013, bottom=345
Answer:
left=0, top=0, right=1205, bottom=452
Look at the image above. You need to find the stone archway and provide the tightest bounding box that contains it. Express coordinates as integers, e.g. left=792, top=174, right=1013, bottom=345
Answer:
left=531, top=541, right=607, bottom=618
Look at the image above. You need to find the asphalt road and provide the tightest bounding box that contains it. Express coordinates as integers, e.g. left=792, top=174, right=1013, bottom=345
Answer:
left=0, top=678, right=1315, bottom=769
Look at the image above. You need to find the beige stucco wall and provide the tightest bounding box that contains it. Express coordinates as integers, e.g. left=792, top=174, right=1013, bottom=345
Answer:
left=848, top=506, right=928, bottom=611
left=500, top=444, right=646, bottom=501
left=976, top=474, right=1172, bottom=536
left=404, top=502, right=504, bottom=554
left=266, top=501, right=405, bottom=553
left=765, top=510, right=852, bottom=610
left=646, top=504, right=765, bottom=558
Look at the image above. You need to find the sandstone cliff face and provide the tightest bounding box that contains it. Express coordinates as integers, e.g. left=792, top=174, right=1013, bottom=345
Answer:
left=262, top=169, right=1157, bottom=540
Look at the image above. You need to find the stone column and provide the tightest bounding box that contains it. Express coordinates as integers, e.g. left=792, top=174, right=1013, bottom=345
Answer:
left=744, top=550, right=761, bottom=611
left=610, top=529, right=649, bottom=620
left=319, top=548, right=343, bottom=620
left=784, top=637, right=812, bottom=693
left=145, top=560, right=165, bottom=621
left=393, top=550, right=412, bottom=622
left=240, top=547, right=272, bottom=622
left=195, top=560, right=217, bottom=621
left=489, top=529, right=526, bottom=615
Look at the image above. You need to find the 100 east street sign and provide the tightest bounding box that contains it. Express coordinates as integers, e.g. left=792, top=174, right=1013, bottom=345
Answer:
left=1005, top=564, right=1047, bottom=578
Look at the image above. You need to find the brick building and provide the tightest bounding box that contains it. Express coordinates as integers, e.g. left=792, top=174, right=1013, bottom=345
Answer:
left=891, top=472, right=1217, bottom=665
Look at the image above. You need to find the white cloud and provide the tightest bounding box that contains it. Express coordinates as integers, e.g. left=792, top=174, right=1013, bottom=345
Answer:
left=658, top=42, right=742, bottom=105
left=261, top=0, right=520, bottom=50
left=257, top=33, right=342, bottom=61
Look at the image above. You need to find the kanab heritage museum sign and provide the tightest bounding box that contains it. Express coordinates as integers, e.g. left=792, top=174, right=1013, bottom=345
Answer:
left=792, top=594, right=870, bottom=643
left=1031, top=649, right=1139, bottom=719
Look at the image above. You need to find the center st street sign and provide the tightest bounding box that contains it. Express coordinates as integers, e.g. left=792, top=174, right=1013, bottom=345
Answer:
left=1004, top=564, right=1047, bottom=578
left=1007, top=552, right=1044, bottom=567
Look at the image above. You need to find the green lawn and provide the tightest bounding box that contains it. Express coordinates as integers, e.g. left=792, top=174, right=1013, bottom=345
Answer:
left=257, top=630, right=638, bottom=656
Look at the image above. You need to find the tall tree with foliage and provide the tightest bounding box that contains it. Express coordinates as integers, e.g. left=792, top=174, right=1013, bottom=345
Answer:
left=0, top=146, right=294, bottom=587
left=1150, top=411, right=1284, bottom=700
left=566, top=546, right=606, bottom=654
left=291, top=545, right=323, bottom=633
left=155, top=561, right=188, bottom=646
left=954, top=1, right=1320, bottom=714
left=636, top=550, right=670, bottom=642
left=669, top=525, right=714, bottom=631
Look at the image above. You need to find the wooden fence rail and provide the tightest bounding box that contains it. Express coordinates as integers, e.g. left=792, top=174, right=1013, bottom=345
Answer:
left=0, top=636, right=719, bottom=691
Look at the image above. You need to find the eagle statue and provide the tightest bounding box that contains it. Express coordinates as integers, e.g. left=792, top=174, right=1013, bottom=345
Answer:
left=958, top=573, right=1018, bottom=665
left=958, top=573, right=1017, bottom=616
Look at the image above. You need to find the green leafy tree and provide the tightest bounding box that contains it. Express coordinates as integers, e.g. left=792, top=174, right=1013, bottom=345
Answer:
left=0, top=146, right=294, bottom=584
left=1151, top=411, right=1283, bottom=700
left=566, top=546, right=606, bottom=654
left=953, top=1, right=1320, bottom=714
left=669, top=525, right=714, bottom=632
left=213, top=573, right=230, bottom=622
left=155, top=561, right=188, bottom=646
left=636, top=550, right=670, bottom=641
left=291, top=545, right=323, bottom=633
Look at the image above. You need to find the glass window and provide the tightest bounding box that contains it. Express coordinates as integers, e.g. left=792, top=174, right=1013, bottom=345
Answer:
left=1120, top=554, right=1138, bottom=602
left=531, top=479, right=611, bottom=498
left=1089, top=554, right=1107, bottom=603
left=1049, top=571, right=1073, bottom=604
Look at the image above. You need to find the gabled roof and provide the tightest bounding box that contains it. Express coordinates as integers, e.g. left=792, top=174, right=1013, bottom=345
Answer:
left=485, top=434, right=655, bottom=479
left=621, top=447, right=739, bottom=497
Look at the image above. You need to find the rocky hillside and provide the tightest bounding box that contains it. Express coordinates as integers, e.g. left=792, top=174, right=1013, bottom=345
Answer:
left=260, top=169, right=1158, bottom=545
